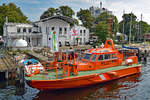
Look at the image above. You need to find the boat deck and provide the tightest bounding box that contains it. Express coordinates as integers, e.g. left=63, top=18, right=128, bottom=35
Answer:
left=25, top=64, right=140, bottom=80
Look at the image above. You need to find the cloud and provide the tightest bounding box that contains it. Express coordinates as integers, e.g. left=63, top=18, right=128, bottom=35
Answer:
left=15, top=0, right=41, bottom=4
left=104, top=0, right=150, bottom=23
left=1, top=0, right=150, bottom=24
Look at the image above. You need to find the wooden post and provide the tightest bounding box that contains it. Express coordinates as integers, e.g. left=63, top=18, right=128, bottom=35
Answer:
left=5, top=71, right=8, bottom=80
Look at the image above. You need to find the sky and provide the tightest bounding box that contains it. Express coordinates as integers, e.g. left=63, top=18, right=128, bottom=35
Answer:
left=0, top=0, right=150, bottom=24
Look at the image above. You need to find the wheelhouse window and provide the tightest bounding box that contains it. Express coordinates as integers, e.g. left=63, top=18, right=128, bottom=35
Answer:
left=91, top=54, right=97, bottom=62
left=98, top=55, right=103, bottom=61
left=104, top=54, right=110, bottom=60
left=83, top=53, right=92, bottom=60
left=112, top=54, right=117, bottom=59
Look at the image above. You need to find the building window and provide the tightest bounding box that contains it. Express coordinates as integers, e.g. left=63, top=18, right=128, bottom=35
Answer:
left=84, top=38, right=85, bottom=43
left=84, top=30, right=86, bottom=36
left=17, top=28, right=21, bottom=33
left=64, top=28, right=67, bottom=34
left=28, top=38, right=30, bottom=43
left=80, top=30, right=82, bottom=36
left=80, top=38, right=82, bottom=44
left=52, top=27, right=54, bottom=30
left=23, top=28, right=26, bottom=32
left=80, top=30, right=82, bottom=34
left=59, top=27, right=62, bottom=34
left=39, top=27, right=42, bottom=33
left=29, top=28, right=32, bottom=33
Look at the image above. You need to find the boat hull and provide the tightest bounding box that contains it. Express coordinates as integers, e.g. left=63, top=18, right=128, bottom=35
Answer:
left=26, top=65, right=141, bottom=90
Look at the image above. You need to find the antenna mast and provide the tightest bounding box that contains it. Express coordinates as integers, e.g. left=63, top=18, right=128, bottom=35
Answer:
left=108, top=18, right=112, bottom=40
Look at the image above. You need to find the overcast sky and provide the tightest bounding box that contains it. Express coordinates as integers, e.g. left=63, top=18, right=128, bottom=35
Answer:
left=0, top=0, right=150, bottom=24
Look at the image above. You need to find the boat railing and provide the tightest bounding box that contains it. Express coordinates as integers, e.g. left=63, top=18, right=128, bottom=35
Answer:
left=29, top=52, right=79, bottom=80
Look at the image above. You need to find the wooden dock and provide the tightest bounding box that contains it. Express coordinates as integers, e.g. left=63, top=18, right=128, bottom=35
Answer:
left=27, top=51, right=53, bottom=63
left=26, top=45, right=92, bottom=63
left=0, top=49, right=20, bottom=81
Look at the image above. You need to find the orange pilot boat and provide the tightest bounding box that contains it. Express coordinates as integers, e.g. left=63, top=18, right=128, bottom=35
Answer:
left=25, top=20, right=141, bottom=91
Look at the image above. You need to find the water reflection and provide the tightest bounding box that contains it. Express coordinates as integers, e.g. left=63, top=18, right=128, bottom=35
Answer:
left=34, top=74, right=141, bottom=100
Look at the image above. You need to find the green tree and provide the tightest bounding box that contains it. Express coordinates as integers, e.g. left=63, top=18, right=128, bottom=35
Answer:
left=119, top=13, right=137, bottom=39
left=139, top=21, right=149, bottom=34
left=59, top=6, right=75, bottom=18
left=77, top=9, right=94, bottom=31
left=119, top=13, right=149, bottom=41
left=40, top=6, right=78, bottom=26
left=95, top=12, right=118, bottom=36
left=147, top=25, right=150, bottom=33
left=95, top=21, right=109, bottom=42
left=73, top=18, right=79, bottom=25
left=40, top=8, right=57, bottom=19
left=0, top=3, right=29, bottom=35
left=40, top=6, right=75, bottom=20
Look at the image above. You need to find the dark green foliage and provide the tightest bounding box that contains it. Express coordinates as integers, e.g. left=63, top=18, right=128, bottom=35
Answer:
left=40, top=8, right=56, bottom=19
left=40, top=6, right=75, bottom=19
left=0, top=3, right=29, bottom=35
left=95, top=21, right=109, bottom=42
left=119, top=13, right=149, bottom=41
left=40, top=6, right=77, bottom=26
left=94, top=12, right=118, bottom=42
left=73, top=18, right=79, bottom=25
left=77, top=9, right=94, bottom=31
left=59, top=6, right=75, bottom=18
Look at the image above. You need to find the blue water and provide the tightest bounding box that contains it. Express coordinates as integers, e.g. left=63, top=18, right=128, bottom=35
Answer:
left=0, top=57, right=150, bottom=100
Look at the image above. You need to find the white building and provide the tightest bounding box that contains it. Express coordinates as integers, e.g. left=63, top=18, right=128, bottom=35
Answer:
left=3, top=22, right=42, bottom=47
left=3, top=15, right=90, bottom=48
left=70, top=26, right=89, bottom=45
left=34, top=15, right=75, bottom=46
left=89, top=2, right=112, bottom=17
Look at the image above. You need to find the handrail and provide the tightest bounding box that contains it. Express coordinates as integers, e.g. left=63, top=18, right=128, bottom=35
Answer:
left=27, top=51, right=79, bottom=80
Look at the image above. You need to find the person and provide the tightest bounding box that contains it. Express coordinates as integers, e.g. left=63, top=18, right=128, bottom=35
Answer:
left=144, top=50, right=148, bottom=62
